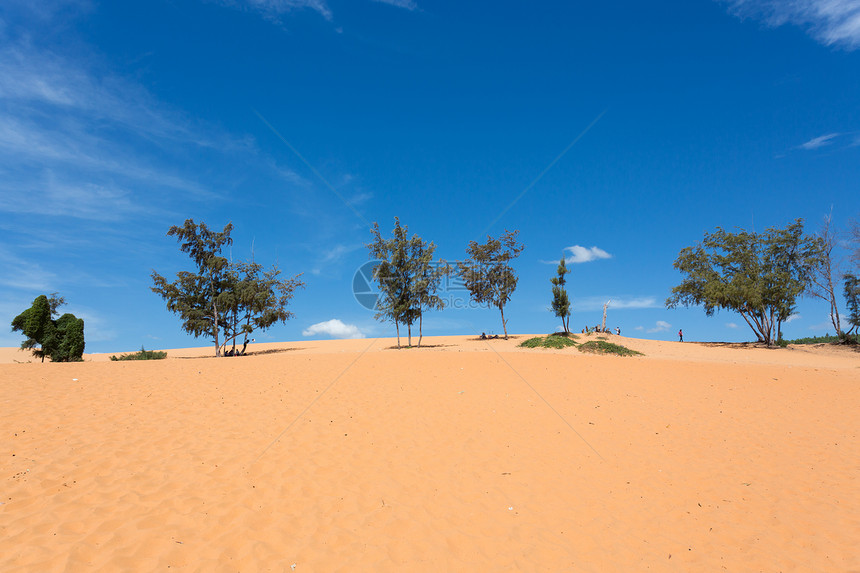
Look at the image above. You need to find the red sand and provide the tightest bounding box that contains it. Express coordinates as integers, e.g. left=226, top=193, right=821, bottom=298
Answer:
left=2, top=334, right=858, bottom=571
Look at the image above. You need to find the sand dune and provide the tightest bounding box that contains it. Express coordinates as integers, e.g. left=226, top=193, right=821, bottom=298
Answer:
left=2, top=335, right=858, bottom=571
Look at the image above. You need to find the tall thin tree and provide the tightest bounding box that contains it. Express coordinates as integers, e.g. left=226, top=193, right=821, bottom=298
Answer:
left=550, top=256, right=571, bottom=334
left=808, top=212, right=843, bottom=338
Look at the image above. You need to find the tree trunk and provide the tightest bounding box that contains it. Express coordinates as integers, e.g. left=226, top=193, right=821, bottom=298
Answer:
left=830, top=292, right=842, bottom=338
left=500, top=305, right=508, bottom=339
left=418, top=313, right=423, bottom=348
left=213, top=302, right=221, bottom=357
left=395, top=320, right=401, bottom=349
left=407, top=323, right=412, bottom=347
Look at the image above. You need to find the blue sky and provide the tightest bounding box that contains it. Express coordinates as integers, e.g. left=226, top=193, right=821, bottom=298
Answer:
left=1, top=0, right=858, bottom=352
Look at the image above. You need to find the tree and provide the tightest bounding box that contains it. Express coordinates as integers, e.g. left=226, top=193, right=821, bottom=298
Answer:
left=848, top=217, right=860, bottom=270
left=666, top=220, right=820, bottom=346
left=411, top=239, right=448, bottom=347
left=151, top=219, right=303, bottom=356
left=54, top=313, right=86, bottom=362
left=844, top=274, right=860, bottom=336
left=808, top=212, right=844, bottom=338
left=11, top=294, right=85, bottom=362
left=367, top=218, right=446, bottom=348
left=458, top=230, right=524, bottom=339
left=219, top=260, right=304, bottom=355
left=550, top=257, right=571, bottom=334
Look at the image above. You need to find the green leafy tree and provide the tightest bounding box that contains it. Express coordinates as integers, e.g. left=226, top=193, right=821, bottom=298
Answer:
left=152, top=219, right=303, bottom=356
left=368, top=219, right=411, bottom=348
left=666, top=220, right=821, bottom=346
left=458, top=230, right=524, bottom=339
left=550, top=256, right=571, bottom=334
left=220, top=260, right=304, bottom=355
left=844, top=273, right=860, bottom=336
left=11, top=294, right=85, bottom=362
left=54, top=313, right=86, bottom=362
left=410, top=238, right=448, bottom=347
left=367, top=218, right=446, bottom=348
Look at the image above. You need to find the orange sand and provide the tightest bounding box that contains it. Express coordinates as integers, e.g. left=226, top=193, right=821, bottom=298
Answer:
left=1, top=334, right=858, bottom=571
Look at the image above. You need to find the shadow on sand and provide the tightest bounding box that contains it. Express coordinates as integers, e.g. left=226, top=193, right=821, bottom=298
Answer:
left=173, top=347, right=303, bottom=359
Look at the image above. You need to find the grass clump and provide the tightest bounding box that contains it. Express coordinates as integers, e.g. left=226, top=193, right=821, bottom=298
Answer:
left=519, top=333, right=579, bottom=349
left=110, top=346, right=168, bottom=361
left=578, top=340, right=643, bottom=357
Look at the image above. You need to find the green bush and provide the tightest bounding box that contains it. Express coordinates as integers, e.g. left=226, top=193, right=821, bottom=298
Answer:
left=519, top=334, right=578, bottom=349
left=577, top=340, right=643, bottom=357
left=110, top=346, right=168, bottom=361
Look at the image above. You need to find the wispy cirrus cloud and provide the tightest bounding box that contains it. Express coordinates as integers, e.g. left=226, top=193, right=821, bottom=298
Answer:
left=573, top=296, right=660, bottom=312
left=543, top=245, right=612, bottom=265
left=0, top=250, right=57, bottom=291
left=213, top=0, right=332, bottom=21
left=721, top=0, right=860, bottom=50
left=798, top=133, right=841, bottom=149
left=0, top=33, right=307, bottom=225
left=371, top=0, right=419, bottom=10
left=311, top=243, right=364, bottom=275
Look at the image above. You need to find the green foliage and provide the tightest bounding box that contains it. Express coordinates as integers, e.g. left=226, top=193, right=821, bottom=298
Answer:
left=578, top=340, right=643, bottom=357
left=367, top=218, right=447, bottom=348
left=667, top=219, right=822, bottom=346
left=783, top=334, right=841, bottom=344
left=54, top=314, right=85, bottom=362
left=151, top=219, right=304, bottom=356
left=457, top=230, right=524, bottom=339
left=110, top=346, right=168, bottom=361
left=10, top=294, right=85, bottom=362
left=550, top=257, right=571, bottom=334
left=519, top=334, right=579, bottom=349
left=219, top=260, right=304, bottom=354
left=845, top=273, right=860, bottom=335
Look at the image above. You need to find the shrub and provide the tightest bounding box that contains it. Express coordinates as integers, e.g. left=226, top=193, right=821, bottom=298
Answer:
left=519, top=334, right=578, bottom=349
left=110, top=346, right=168, bottom=361
left=577, top=340, right=643, bottom=357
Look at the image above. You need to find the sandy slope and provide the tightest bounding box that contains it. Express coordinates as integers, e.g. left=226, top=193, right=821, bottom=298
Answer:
left=1, top=335, right=858, bottom=572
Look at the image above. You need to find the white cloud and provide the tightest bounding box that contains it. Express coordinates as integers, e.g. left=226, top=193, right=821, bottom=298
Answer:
left=545, top=245, right=612, bottom=265
left=371, top=0, right=419, bottom=10
left=302, top=319, right=365, bottom=339
left=0, top=250, right=57, bottom=291
left=785, top=313, right=801, bottom=323
left=647, top=320, right=672, bottom=333
left=722, top=0, right=860, bottom=49
left=64, top=305, right=118, bottom=343
left=798, top=133, right=840, bottom=149
left=573, top=296, right=660, bottom=312
left=215, top=0, right=333, bottom=21
left=311, top=244, right=364, bottom=275
left=726, top=322, right=739, bottom=328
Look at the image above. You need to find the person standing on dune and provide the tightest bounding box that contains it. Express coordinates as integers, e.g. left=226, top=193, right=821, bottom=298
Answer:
left=678, top=329, right=683, bottom=342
